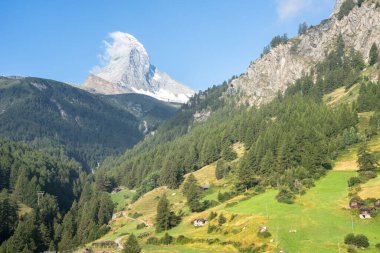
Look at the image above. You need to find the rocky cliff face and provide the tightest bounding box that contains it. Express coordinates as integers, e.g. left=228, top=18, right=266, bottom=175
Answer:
left=83, top=32, right=194, bottom=103
left=229, top=0, right=380, bottom=105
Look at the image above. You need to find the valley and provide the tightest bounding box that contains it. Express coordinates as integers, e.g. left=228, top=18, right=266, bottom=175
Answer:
left=1, top=0, right=380, bottom=253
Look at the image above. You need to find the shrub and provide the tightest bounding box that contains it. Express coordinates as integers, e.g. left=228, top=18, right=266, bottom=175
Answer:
left=160, top=233, right=173, bottom=245
left=146, top=236, right=159, bottom=245
left=137, top=232, right=150, bottom=239
left=129, top=212, right=142, bottom=219
left=375, top=243, right=380, bottom=249
left=207, top=224, right=218, bottom=234
left=358, top=171, right=377, bottom=182
left=344, top=233, right=356, bottom=245
left=230, top=214, right=238, bottom=221
left=218, top=191, right=237, bottom=202
left=136, top=223, right=146, bottom=230
left=208, top=211, right=217, bottom=220
left=276, top=187, right=295, bottom=204
left=218, top=213, right=227, bottom=225
left=348, top=177, right=361, bottom=187
left=176, top=235, right=192, bottom=244
left=225, top=202, right=239, bottom=208
left=344, top=233, right=370, bottom=248
left=355, top=234, right=369, bottom=248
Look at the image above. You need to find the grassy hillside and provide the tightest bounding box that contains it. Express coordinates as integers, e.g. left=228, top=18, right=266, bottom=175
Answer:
left=81, top=111, right=380, bottom=253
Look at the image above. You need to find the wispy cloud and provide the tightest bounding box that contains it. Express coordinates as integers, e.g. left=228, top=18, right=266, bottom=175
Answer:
left=276, top=0, right=313, bottom=22
left=276, top=0, right=335, bottom=22
left=91, top=31, right=145, bottom=74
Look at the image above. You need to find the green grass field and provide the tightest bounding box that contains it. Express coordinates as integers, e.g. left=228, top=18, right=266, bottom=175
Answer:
left=226, top=171, right=380, bottom=253
left=110, top=188, right=135, bottom=212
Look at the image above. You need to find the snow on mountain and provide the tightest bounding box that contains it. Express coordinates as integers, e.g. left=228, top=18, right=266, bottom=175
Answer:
left=83, top=32, right=194, bottom=103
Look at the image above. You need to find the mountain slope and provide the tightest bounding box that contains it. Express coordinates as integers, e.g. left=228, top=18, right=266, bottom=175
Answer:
left=229, top=0, right=380, bottom=105
left=101, top=93, right=180, bottom=133
left=0, top=76, right=141, bottom=168
left=83, top=32, right=195, bottom=103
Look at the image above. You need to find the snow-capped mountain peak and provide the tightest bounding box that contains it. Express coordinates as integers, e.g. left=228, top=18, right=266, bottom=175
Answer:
left=83, top=32, right=194, bottom=103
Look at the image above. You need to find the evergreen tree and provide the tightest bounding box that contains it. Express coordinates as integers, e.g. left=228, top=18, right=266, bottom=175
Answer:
left=155, top=194, right=171, bottom=233
left=186, top=180, right=202, bottom=212
left=357, top=143, right=378, bottom=171
left=123, top=234, right=141, bottom=253
left=298, top=22, right=308, bottom=35
left=369, top=43, right=379, bottom=66
left=215, top=159, right=229, bottom=180
left=218, top=213, right=227, bottom=225
left=182, top=174, right=197, bottom=194
left=95, top=172, right=113, bottom=192
left=3, top=212, right=39, bottom=253
left=159, top=159, right=183, bottom=189
left=221, top=143, right=237, bottom=161
left=0, top=191, right=18, bottom=244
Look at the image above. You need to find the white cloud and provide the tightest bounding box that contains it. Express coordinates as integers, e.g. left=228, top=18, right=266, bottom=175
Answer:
left=276, top=0, right=313, bottom=22
left=90, top=31, right=146, bottom=74
left=276, top=0, right=335, bottom=22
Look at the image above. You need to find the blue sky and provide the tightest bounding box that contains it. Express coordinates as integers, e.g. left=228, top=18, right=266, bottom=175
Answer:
left=0, top=0, right=335, bottom=91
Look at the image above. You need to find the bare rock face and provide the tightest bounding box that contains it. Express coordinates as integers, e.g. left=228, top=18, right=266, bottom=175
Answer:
left=83, top=32, right=194, bottom=103
left=229, top=0, right=380, bottom=105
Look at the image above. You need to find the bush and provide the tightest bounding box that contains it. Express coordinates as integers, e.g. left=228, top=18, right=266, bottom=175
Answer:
left=207, top=224, right=218, bottom=234
left=276, top=188, right=295, bottom=204
left=137, top=232, right=150, bottom=239
left=358, top=171, right=377, bottom=182
left=225, top=202, right=239, bottom=208
left=344, top=233, right=356, bottom=245
left=344, top=233, right=370, bottom=248
left=218, top=191, right=237, bottom=202
left=129, top=212, right=142, bottom=219
left=160, top=233, right=173, bottom=245
left=218, top=213, right=227, bottom=225
left=146, top=236, right=159, bottom=245
left=355, top=234, right=369, bottom=248
left=375, top=243, right=380, bottom=249
left=176, top=235, right=192, bottom=244
left=208, top=211, right=217, bottom=220
left=136, top=223, right=146, bottom=230
left=348, top=177, right=361, bottom=187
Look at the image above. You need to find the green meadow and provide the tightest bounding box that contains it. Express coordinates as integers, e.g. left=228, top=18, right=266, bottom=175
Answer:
left=227, top=171, right=380, bottom=253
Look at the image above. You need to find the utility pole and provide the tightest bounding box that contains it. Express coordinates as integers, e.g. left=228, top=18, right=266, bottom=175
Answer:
left=37, top=191, right=45, bottom=205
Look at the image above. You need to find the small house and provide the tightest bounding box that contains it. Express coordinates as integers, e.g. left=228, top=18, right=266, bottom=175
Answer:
left=259, top=226, right=268, bottom=233
left=193, top=219, right=208, bottom=227
left=200, top=185, right=210, bottom=191
left=349, top=197, right=363, bottom=209
left=375, top=199, right=380, bottom=208
left=359, top=210, right=371, bottom=219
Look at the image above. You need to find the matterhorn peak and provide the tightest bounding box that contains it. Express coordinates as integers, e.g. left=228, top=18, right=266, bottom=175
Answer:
left=83, top=32, right=194, bottom=103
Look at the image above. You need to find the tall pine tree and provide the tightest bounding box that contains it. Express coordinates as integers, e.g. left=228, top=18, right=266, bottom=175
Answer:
left=123, top=234, right=141, bottom=253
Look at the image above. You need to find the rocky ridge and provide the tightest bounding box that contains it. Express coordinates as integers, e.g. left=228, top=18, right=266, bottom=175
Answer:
left=228, top=0, right=380, bottom=105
